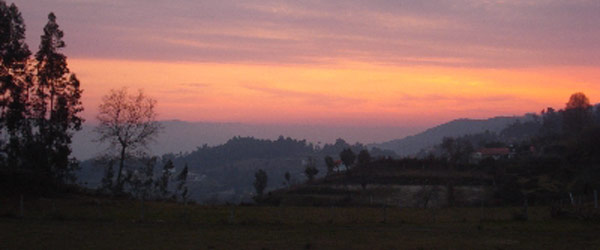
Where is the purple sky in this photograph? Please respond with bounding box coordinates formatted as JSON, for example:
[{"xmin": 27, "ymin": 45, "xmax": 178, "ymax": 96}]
[{"xmin": 12, "ymin": 0, "xmax": 600, "ymax": 68}]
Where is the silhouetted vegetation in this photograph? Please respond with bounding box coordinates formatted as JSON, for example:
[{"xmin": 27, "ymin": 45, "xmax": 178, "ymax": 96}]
[
  {"xmin": 0, "ymin": 3, "xmax": 83, "ymax": 194},
  {"xmin": 260, "ymin": 93, "xmax": 600, "ymax": 210},
  {"xmin": 303, "ymin": 157, "xmax": 318, "ymax": 182},
  {"xmin": 357, "ymin": 149, "xmax": 371, "ymax": 166},
  {"xmin": 3, "ymin": 1, "xmax": 600, "ymax": 249},
  {"xmin": 324, "ymin": 155, "xmax": 335, "ymax": 176},
  {"xmin": 95, "ymin": 88, "xmax": 163, "ymax": 193},
  {"xmin": 339, "ymin": 148, "xmax": 356, "ymax": 169},
  {"xmin": 176, "ymin": 164, "xmax": 189, "ymax": 203},
  {"xmin": 94, "ymin": 136, "xmax": 393, "ymax": 203},
  {"xmin": 421, "ymin": 93, "xmax": 600, "ymax": 206},
  {"xmin": 156, "ymin": 159, "xmax": 174, "ymax": 199},
  {"xmin": 253, "ymin": 169, "xmax": 267, "ymax": 198}
]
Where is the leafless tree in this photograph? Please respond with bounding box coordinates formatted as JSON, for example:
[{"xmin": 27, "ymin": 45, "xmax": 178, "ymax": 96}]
[{"xmin": 94, "ymin": 88, "xmax": 162, "ymax": 191}]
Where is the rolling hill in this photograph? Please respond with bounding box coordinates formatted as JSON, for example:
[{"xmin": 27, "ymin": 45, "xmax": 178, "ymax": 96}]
[{"xmin": 370, "ymin": 115, "xmax": 534, "ymax": 156}]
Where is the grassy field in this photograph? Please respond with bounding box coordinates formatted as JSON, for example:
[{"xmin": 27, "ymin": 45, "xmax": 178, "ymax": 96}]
[{"xmin": 1, "ymin": 195, "xmax": 599, "ymax": 249}]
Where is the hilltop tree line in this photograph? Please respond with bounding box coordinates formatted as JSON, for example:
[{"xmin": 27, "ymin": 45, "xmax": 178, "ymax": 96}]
[
  {"xmin": 0, "ymin": 2, "xmax": 83, "ymax": 190},
  {"xmin": 422, "ymin": 92, "xmax": 600, "ymax": 204},
  {"xmin": 253, "ymin": 93, "xmax": 600, "ymax": 207},
  {"xmin": 426, "ymin": 92, "xmax": 600, "ymax": 165},
  {"xmin": 126, "ymin": 136, "xmax": 393, "ymax": 202},
  {"xmin": 253, "ymin": 145, "xmax": 375, "ymax": 199}
]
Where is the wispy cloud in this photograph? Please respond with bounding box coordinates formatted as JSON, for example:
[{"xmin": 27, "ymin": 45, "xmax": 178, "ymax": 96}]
[
  {"xmin": 181, "ymin": 82, "xmax": 210, "ymax": 88},
  {"xmin": 13, "ymin": 0, "xmax": 600, "ymax": 67},
  {"xmin": 242, "ymin": 84, "xmax": 364, "ymax": 107}
]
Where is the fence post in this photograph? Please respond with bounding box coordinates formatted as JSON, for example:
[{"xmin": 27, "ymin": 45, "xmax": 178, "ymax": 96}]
[
  {"xmin": 19, "ymin": 195, "xmax": 24, "ymax": 218},
  {"xmin": 480, "ymin": 199, "xmax": 484, "ymax": 222},
  {"xmin": 382, "ymin": 203, "xmax": 387, "ymax": 223},
  {"xmin": 523, "ymin": 197, "xmax": 528, "ymax": 221},
  {"xmin": 140, "ymin": 197, "xmax": 145, "ymax": 221},
  {"xmin": 594, "ymin": 190, "xmax": 598, "ymax": 209},
  {"xmin": 329, "ymin": 205, "xmax": 335, "ymax": 223}
]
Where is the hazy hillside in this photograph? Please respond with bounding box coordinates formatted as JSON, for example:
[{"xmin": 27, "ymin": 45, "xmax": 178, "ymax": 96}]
[
  {"xmin": 370, "ymin": 115, "xmax": 532, "ymax": 156},
  {"xmin": 77, "ymin": 136, "xmax": 382, "ymax": 203},
  {"xmin": 72, "ymin": 120, "xmax": 419, "ymax": 161},
  {"xmin": 72, "ymin": 116, "xmax": 532, "ymax": 161}
]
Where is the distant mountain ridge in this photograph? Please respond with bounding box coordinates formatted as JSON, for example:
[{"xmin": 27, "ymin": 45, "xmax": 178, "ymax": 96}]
[
  {"xmin": 370, "ymin": 116, "xmax": 530, "ymax": 156},
  {"xmin": 72, "ymin": 120, "xmax": 419, "ymax": 160},
  {"xmin": 72, "ymin": 117, "xmax": 531, "ymax": 161}
]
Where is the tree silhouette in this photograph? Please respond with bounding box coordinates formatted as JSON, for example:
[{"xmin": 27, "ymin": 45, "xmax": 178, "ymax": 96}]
[
  {"xmin": 95, "ymin": 88, "xmax": 162, "ymax": 192},
  {"xmin": 31, "ymin": 12, "xmax": 84, "ymax": 183},
  {"xmin": 284, "ymin": 171, "xmax": 291, "ymax": 186},
  {"xmin": 128, "ymin": 156, "xmax": 156, "ymax": 201},
  {"xmin": 339, "ymin": 148, "xmax": 356, "ymax": 170},
  {"xmin": 441, "ymin": 137, "xmax": 473, "ymax": 164},
  {"xmin": 324, "ymin": 155, "xmax": 335, "ymax": 176},
  {"xmin": 563, "ymin": 92, "xmax": 592, "ymax": 135},
  {"xmin": 0, "ymin": 1, "xmax": 32, "ymax": 171},
  {"xmin": 0, "ymin": 3, "xmax": 83, "ymax": 189},
  {"xmin": 540, "ymin": 107, "xmax": 562, "ymax": 136},
  {"xmin": 357, "ymin": 149, "xmax": 371, "ymax": 166},
  {"xmin": 156, "ymin": 159, "xmax": 174, "ymax": 199},
  {"xmin": 0, "ymin": 10, "xmax": 83, "ymax": 183},
  {"xmin": 253, "ymin": 169, "xmax": 268, "ymax": 197},
  {"xmin": 304, "ymin": 157, "xmax": 318, "ymax": 182},
  {"xmin": 176, "ymin": 164, "xmax": 189, "ymax": 203},
  {"xmin": 566, "ymin": 92, "xmax": 592, "ymax": 110},
  {"xmin": 98, "ymin": 156, "xmax": 115, "ymax": 191}
]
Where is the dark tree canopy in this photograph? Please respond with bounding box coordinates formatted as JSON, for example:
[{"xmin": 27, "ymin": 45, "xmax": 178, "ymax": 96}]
[
  {"xmin": 324, "ymin": 155, "xmax": 335, "ymax": 175},
  {"xmin": 156, "ymin": 159, "xmax": 175, "ymax": 199},
  {"xmin": 566, "ymin": 92, "xmax": 591, "ymax": 110},
  {"xmin": 563, "ymin": 92, "xmax": 593, "ymax": 134},
  {"xmin": 0, "ymin": 1, "xmax": 30, "ymax": 70},
  {"xmin": 176, "ymin": 164, "xmax": 189, "ymax": 202},
  {"xmin": 304, "ymin": 157, "xmax": 318, "ymax": 182},
  {"xmin": 0, "ymin": 1, "xmax": 32, "ymax": 171},
  {"xmin": 441, "ymin": 137, "xmax": 474, "ymax": 164},
  {"xmin": 540, "ymin": 107, "xmax": 562, "ymax": 136},
  {"xmin": 357, "ymin": 149, "xmax": 371, "ymax": 166},
  {"xmin": 0, "ymin": 6, "xmax": 83, "ymax": 185},
  {"xmin": 340, "ymin": 148, "xmax": 356, "ymax": 169},
  {"xmin": 253, "ymin": 169, "xmax": 268, "ymax": 197},
  {"xmin": 33, "ymin": 12, "xmax": 84, "ymax": 182},
  {"xmin": 284, "ymin": 171, "xmax": 291, "ymax": 185}
]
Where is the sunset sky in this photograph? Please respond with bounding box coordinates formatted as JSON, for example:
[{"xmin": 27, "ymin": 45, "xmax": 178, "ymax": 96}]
[{"xmin": 12, "ymin": 0, "xmax": 600, "ymax": 128}]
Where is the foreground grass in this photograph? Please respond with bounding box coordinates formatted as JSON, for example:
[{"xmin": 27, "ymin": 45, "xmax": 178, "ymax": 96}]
[{"xmin": 1, "ymin": 196, "xmax": 599, "ymax": 249}]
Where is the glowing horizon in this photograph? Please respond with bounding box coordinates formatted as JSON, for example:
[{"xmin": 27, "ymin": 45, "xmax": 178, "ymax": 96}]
[
  {"xmin": 69, "ymin": 58, "xmax": 599, "ymax": 127},
  {"xmin": 10, "ymin": 0, "xmax": 600, "ymax": 129}
]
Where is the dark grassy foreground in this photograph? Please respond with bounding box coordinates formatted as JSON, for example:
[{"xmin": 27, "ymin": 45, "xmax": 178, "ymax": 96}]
[{"xmin": 1, "ymin": 196, "xmax": 599, "ymax": 250}]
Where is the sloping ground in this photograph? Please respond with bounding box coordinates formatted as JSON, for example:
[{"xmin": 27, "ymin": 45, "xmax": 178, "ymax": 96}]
[{"xmin": 371, "ymin": 116, "xmax": 527, "ymax": 156}]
